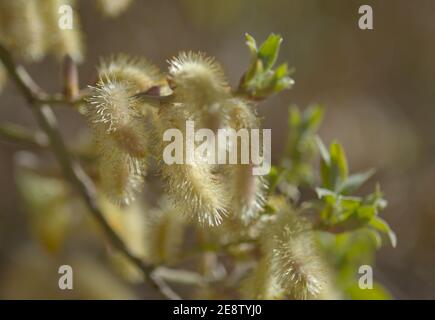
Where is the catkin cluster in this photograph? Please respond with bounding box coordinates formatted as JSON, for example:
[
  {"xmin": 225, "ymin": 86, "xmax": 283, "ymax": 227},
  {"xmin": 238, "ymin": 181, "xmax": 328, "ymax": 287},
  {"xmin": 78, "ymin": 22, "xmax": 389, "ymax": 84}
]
[
  {"xmin": 0, "ymin": 0, "xmax": 83, "ymax": 62},
  {"xmin": 0, "ymin": 0, "xmax": 135, "ymax": 92},
  {"xmin": 85, "ymin": 52, "xmax": 267, "ymax": 227}
]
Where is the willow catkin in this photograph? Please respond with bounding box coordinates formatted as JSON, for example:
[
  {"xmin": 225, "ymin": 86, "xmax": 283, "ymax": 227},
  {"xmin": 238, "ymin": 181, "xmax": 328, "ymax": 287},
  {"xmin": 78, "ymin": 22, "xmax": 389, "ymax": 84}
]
[
  {"xmin": 223, "ymin": 99, "xmax": 267, "ymax": 224},
  {"xmin": 263, "ymin": 209, "xmax": 326, "ymax": 300},
  {"xmin": 96, "ymin": 0, "xmax": 134, "ymax": 18},
  {"xmin": 168, "ymin": 51, "xmax": 230, "ymax": 114},
  {"xmin": 144, "ymin": 199, "xmax": 186, "ymax": 265},
  {"xmin": 37, "ymin": 0, "xmax": 84, "ymax": 62},
  {"xmin": 85, "ymin": 53, "xmax": 165, "ymax": 204},
  {"xmin": 86, "ymin": 77, "xmax": 147, "ymax": 204},
  {"xmin": 0, "ymin": 0, "xmax": 46, "ymax": 61},
  {"xmin": 156, "ymin": 102, "xmax": 230, "ymax": 227},
  {"xmin": 240, "ymin": 258, "xmax": 284, "ymax": 300},
  {"xmin": 97, "ymin": 143, "xmax": 144, "ymax": 206},
  {"xmin": 227, "ymin": 164, "xmax": 266, "ymax": 224},
  {"xmin": 99, "ymin": 54, "xmax": 162, "ymax": 93}
]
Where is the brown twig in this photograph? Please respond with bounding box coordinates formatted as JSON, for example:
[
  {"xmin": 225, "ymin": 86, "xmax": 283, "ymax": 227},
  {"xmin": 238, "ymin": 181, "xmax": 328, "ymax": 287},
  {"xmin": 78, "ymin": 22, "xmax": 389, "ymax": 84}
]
[{"xmin": 0, "ymin": 44, "xmax": 180, "ymax": 300}]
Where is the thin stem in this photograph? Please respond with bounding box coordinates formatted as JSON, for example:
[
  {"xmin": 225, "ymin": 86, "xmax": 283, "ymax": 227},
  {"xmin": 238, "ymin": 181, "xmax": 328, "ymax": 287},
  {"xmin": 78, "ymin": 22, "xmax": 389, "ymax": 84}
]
[
  {"xmin": 0, "ymin": 44, "xmax": 180, "ymax": 300},
  {"xmin": 0, "ymin": 123, "xmax": 49, "ymax": 149}
]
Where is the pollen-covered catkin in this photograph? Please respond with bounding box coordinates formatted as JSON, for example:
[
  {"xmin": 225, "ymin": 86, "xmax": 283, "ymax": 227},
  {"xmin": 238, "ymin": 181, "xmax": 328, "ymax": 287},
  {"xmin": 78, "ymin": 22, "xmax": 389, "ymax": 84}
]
[
  {"xmin": 263, "ymin": 209, "xmax": 327, "ymax": 299},
  {"xmin": 37, "ymin": 0, "xmax": 84, "ymax": 62},
  {"xmin": 0, "ymin": 0, "xmax": 46, "ymax": 61},
  {"xmin": 96, "ymin": 0, "xmax": 134, "ymax": 18}
]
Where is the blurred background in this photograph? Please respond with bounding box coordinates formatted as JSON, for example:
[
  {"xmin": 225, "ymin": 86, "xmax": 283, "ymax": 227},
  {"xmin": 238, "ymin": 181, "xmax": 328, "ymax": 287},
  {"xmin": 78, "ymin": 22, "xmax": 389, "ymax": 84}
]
[{"xmin": 0, "ymin": 0, "xmax": 434, "ymax": 299}]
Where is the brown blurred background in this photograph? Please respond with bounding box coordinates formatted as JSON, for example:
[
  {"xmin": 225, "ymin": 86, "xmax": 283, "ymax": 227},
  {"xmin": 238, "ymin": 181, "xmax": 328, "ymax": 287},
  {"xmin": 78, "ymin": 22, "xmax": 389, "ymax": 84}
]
[{"xmin": 0, "ymin": 0, "xmax": 434, "ymax": 299}]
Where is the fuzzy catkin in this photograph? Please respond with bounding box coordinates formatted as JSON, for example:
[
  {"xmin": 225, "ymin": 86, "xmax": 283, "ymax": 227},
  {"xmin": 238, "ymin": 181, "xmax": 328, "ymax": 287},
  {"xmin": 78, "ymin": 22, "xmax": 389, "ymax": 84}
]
[
  {"xmin": 144, "ymin": 200, "xmax": 186, "ymax": 265},
  {"xmin": 85, "ymin": 54, "xmax": 162, "ymax": 204},
  {"xmin": 168, "ymin": 51, "xmax": 230, "ymax": 112},
  {"xmin": 37, "ymin": 0, "xmax": 84, "ymax": 62},
  {"xmin": 99, "ymin": 55, "xmax": 162, "ymax": 93},
  {"xmin": 263, "ymin": 210, "xmax": 326, "ymax": 300},
  {"xmin": 156, "ymin": 104, "xmax": 230, "ymax": 227},
  {"xmin": 227, "ymin": 164, "xmax": 266, "ymax": 224},
  {"xmin": 0, "ymin": 0, "xmax": 46, "ymax": 61},
  {"xmin": 97, "ymin": 141, "xmax": 144, "ymax": 206},
  {"xmin": 96, "ymin": 0, "xmax": 134, "ymax": 18},
  {"xmin": 240, "ymin": 258, "xmax": 284, "ymax": 300},
  {"xmin": 223, "ymin": 99, "xmax": 266, "ymax": 224}
]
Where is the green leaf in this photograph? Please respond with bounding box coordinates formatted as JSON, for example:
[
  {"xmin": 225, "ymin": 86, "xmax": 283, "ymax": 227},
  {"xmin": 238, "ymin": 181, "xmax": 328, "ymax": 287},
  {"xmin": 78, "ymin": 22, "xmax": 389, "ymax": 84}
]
[
  {"xmin": 258, "ymin": 33, "xmax": 282, "ymax": 70},
  {"xmin": 245, "ymin": 33, "xmax": 257, "ymax": 56},
  {"xmin": 239, "ymin": 33, "xmax": 294, "ymax": 99},
  {"xmin": 337, "ymin": 169, "xmax": 375, "ymax": 194},
  {"xmin": 369, "ymin": 216, "xmax": 397, "ymax": 248},
  {"xmin": 347, "ymin": 282, "xmax": 392, "ymax": 300},
  {"xmin": 306, "ymin": 105, "xmax": 324, "ymax": 133},
  {"xmin": 316, "ymin": 136, "xmax": 330, "ymax": 165},
  {"xmin": 315, "ymin": 187, "xmax": 336, "ymax": 199},
  {"xmin": 329, "ymin": 142, "xmax": 349, "ymax": 184}
]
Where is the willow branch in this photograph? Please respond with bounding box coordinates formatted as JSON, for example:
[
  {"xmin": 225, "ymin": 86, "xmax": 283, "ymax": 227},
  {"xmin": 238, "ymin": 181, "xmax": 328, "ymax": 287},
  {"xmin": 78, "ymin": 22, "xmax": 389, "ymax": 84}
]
[
  {"xmin": 0, "ymin": 123, "xmax": 49, "ymax": 149},
  {"xmin": 0, "ymin": 44, "xmax": 180, "ymax": 300}
]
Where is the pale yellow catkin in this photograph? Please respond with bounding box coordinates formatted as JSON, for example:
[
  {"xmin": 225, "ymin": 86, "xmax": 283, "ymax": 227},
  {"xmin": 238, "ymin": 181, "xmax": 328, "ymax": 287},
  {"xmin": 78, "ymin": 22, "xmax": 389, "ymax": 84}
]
[
  {"xmin": 85, "ymin": 53, "xmax": 165, "ymax": 205},
  {"xmin": 240, "ymin": 258, "xmax": 284, "ymax": 300},
  {"xmin": 223, "ymin": 99, "xmax": 266, "ymax": 224},
  {"xmin": 168, "ymin": 51, "xmax": 230, "ymax": 114},
  {"xmin": 37, "ymin": 0, "xmax": 84, "ymax": 62},
  {"xmin": 96, "ymin": 0, "xmax": 134, "ymax": 18},
  {"xmin": 227, "ymin": 164, "xmax": 266, "ymax": 224},
  {"xmin": 263, "ymin": 209, "xmax": 327, "ymax": 300},
  {"xmin": 97, "ymin": 140, "xmax": 144, "ymax": 206},
  {"xmin": 99, "ymin": 54, "xmax": 163, "ymax": 93},
  {"xmin": 144, "ymin": 200, "xmax": 186, "ymax": 265},
  {"xmin": 156, "ymin": 105, "xmax": 230, "ymax": 227},
  {"xmin": 86, "ymin": 75, "xmax": 151, "ymax": 204},
  {"xmin": 0, "ymin": 0, "xmax": 46, "ymax": 61}
]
